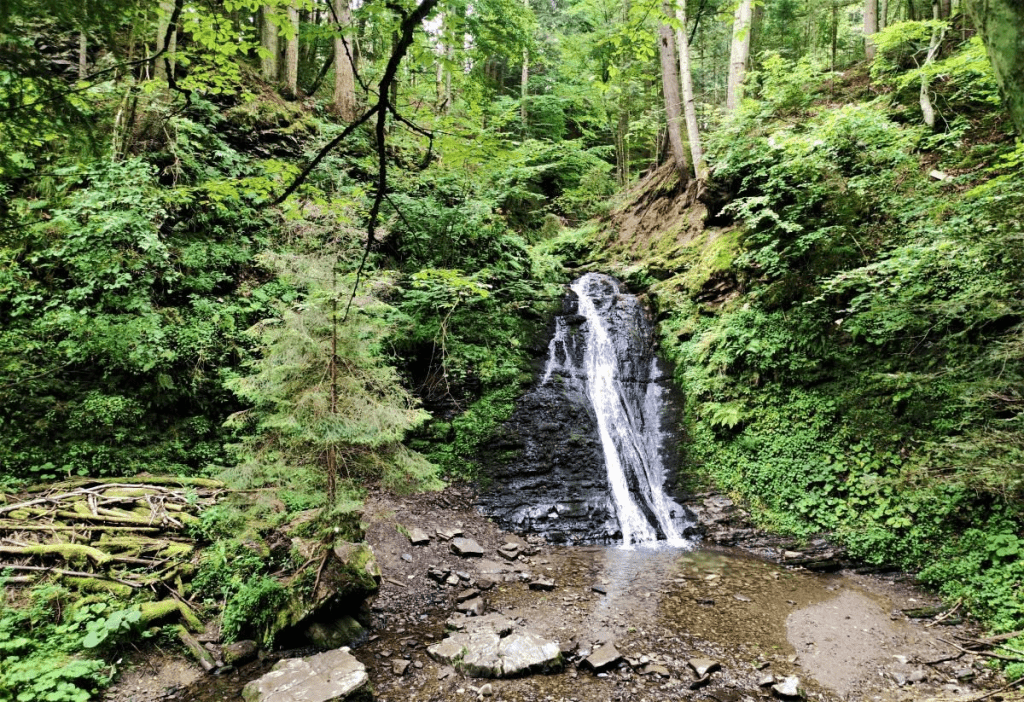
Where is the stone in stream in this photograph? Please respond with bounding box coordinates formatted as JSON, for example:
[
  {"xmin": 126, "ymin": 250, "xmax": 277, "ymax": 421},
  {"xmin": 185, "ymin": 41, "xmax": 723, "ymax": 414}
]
[
  {"xmin": 582, "ymin": 643, "xmax": 623, "ymax": 673},
  {"xmin": 242, "ymin": 648, "xmax": 370, "ymax": 702},
  {"xmin": 688, "ymin": 658, "xmax": 721, "ymax": 677},
  {"xmin": 407, "ymin": 527, "xmax": 430, "ymax": 546},
  {"xmin": 451, "ymin": 538, "xmax": 484, "ymax": 557},
  {"xmin": 427, "ymin": 615, "xmax": 561, "ymax": 678},
  {"xmin": 772, "ymin": 676, "xmax": 802, "ymax": 698}
]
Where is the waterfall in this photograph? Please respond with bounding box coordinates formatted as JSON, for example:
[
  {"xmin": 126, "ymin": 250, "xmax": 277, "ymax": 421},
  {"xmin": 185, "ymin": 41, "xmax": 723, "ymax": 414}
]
[{"xmin": 544, "ymin": 272, "xmax": 689, "ymax": 547}]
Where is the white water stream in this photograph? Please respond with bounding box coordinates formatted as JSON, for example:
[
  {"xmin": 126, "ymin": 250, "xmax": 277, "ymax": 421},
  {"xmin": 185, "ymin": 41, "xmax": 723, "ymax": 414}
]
[{"xmin": 544, "ymin": 273, "xmax": 690, "ymax": 547}]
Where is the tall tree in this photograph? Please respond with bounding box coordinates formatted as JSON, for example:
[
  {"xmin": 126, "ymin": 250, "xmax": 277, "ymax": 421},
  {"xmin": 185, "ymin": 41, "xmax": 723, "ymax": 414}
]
[
  {"xmin": 332, "ymin": 0, "xmax": 357, "ymax": 119},
  {"xmin": 284, "ymin": 4, "xmax": 300, "ymax": 95},
  {"xmin": 261, "ymin": 5, "xmax": 279, "ymax": 82},
  {"xmin": 963, "ymin": 0, "xmax": 1024, "ymax": 135},
  {"xmin": 658, "ymin": 9, "xmax": 688, "ymax": 175},
  {"xmin": 153, "ymin": 0, "xmax": 177, "ymax": 80},
  {"xmin": 521, "ymin": 0, "xmax": 530, "ymax": 131},
  {"xmin": 674, "ymin": 0, "xmax": 704, "ymax": 178},
  {"xmin": 726, "ymin": 0, "xmax": 753, "ymax": 111},
  {"xmin": 864, "ymin": 0, "xmax": 878, "ymax": 59}
]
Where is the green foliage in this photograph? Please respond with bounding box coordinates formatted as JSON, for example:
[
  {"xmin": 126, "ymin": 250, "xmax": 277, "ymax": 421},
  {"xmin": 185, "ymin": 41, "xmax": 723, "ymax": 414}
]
[
  {"xmin": 221, "ymin": 576, "xmax": 287, "ymax": 645},
  {"xmin": 0, "ymin": 584, "xmax": 131, "ymax": 702}
]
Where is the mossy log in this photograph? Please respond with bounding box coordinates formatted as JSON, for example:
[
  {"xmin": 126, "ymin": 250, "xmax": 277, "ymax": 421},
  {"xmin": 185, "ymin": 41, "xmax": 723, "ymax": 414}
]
[
  {"xmin": 0, "ymin": 522, "xmax": 161, "ymax": 533},
  {"xmin": 0, "ymin": 543, "xmax": 112, "ymax": 566},
  {"xmin": 62, "ymin": 576, "xmax": 134, "ymax": 598},
  {"xmin": 140, "ymin": 599, "xmax": 204, "ymax": 632},
  {"xmin": 176, "ymin": 625, "xmax": 217, "ymax": 671}
]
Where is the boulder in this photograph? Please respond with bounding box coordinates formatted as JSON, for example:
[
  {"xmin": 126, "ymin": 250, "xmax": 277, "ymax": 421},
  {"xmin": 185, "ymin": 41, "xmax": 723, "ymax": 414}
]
[
  {"xmin": 222, "ymin": 640, "xmax": 259, "ymax": 667},
  {"xmin": 428, "ymin": 615, "xmax": 561, "ymax": 678},
  {"xmin": 456, "ymin": 597, "xmax": 486, "ymax": 616},
  {"xmin": 305, "ymin": 614, "xmax": 365, "ymax": 650},
  {"xmin": 242, "ymin": 648, "xmax": 370, "ymax": 702}
]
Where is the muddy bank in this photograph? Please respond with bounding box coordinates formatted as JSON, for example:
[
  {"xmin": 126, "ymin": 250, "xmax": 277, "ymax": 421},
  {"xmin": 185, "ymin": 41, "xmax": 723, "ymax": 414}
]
[{"xmin": 110, "ymin": 485, "xmax": 1002, "ymax": 702}]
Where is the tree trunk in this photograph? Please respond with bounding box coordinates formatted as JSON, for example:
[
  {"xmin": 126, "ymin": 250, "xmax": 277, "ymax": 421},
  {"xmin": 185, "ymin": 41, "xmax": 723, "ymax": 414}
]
[
  {"xmin": 725, "ymin": 0, "xmax": 752, "ymax": 112},
  {"xmin": 154, "ymin": 0, "xmax": 177, "ymax": 81},
  {"xmin": 864, "ymin": 0, "xmax": 879, "ymax": 60},
  {"xmin": 920, "ymin": 23, "xmax": 946, "ymax": 129},
  {"xmin": 880, "ymin": 0, "xmax": 889, "ymax": 30},
  {"xmin": 939, "ymin": 0, "xmax": 951, "ymax": 17},
  {"xmin": 261, "ymin": 6, "xmax": 279, "ymax": 82},
  {"xmin": 78, "ymin": 31, "xmax": 88, "ymax": 79},
  {"xmin": 674, "ymin": 0, "xmax": 704, "ymax": 178},
  {"xmin": 521, "ymin": 0, "xmax": 530, "ymax": 132},
  {"xmin": 285, "ymin": 5, "xmax": 300, "ymax": 96},
  {"xmin": 333, "ymin": 0, "xmax": 357, "ymax": 119},
  {"xmin": 658, "ymin": 12, "xmax": 688, "ymax": 175},
  {"xmin": 962, "ymin": 0, "xmax": 1024, "ymax": 135}
]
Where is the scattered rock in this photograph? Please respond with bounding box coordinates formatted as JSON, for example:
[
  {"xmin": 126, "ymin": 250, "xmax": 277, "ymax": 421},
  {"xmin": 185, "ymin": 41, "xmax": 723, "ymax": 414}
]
[
  {"xmin": 456, "ymin": 588, "xmax": 481, "ymax": 603},
  {"xmin": 476, "ymin": 577, "xmax": 497, "ymax": 591},
  {"xmin": 436, "ymin": 528, "xmax": 463, "ymax": 541},
  {"xmin": 591, "ymin": 584, "xmax": 607, "ymax": 595},
  {"xmin": 528, "ymin": 578, "xmax": 556, "ymax": 591},
  {"xmin": 437, "ymin": 666, "xmax": 455, "ymax": 680},
  {"xmin": 772, "ymin": 676, "xmax": 801, "ymax": 698},
  {"xmin": 733, "ymin": 593, "xmax": 752, "ymax": 602},
  {"xmin": 478, "ymin": 682, "xmax": 494, "ymax": 696},
  {"xmin": 908, "ymin": 670, "xmax": 928, "ymax": 684},
  {"xmin": 392, "ymin": 659, "xmax": 411, "ymax": 676},
  {"xmin": 689, "ymin": 673, "xmax": 711, "ymax": 689},
  {"xmin": 954, "ymin": 668, "xmax": 975, "ymax": 680},
  {"xmin": 407, "ymin": 528, "xmax": 430, "ymax": 546},
  {"xmin": 642, "ymin": 663, "xmax": 671, "ymax": 677},
  {"xmin": 582, "ymin": 643, "xmax": 623, "ymax": 673},
  {"xmin": 758, "ymin": 674, "xmax": 776, "ymax": 687},
  {"xmin": 401, "ymin": 553, "xmax": 413, "ymax": 562},
  {"xmin": 446, "ymin": 574, "xmax": 461, "ymax": 586},
  {"xmin": 892, "ymin": 654, "xmax": 909, "ymax": 665},
  {"xmin": 497, "ymin": 544, "xmax": 520, "ymax": 561},
  {"xmin": 456, "ymin": 597, "xmax": 486, "ymax": 617},
  {"xmin": 428, "ymin": 567, "xmax": 450, "ymax": 583},
  {"xmin": 688, "ymin": 658, "xmax": 721, "ymax": 677},
  {"xmin": 451, "ymin": 538, "xmax": 484, "ymax": 557},
  {"xmin": 242, "ymin": 648, "xmax": 369, "ymax": 702}
]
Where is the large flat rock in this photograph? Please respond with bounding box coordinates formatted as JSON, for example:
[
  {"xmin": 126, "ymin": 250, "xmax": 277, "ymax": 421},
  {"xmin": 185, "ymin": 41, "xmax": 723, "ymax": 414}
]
[
  {"xmin": 427, "ymin": 616, "xmax": 562, "ymax": 678},
  {"xmin": 242, "ymin": 648, "xmax": 370, "ymax": 702}
]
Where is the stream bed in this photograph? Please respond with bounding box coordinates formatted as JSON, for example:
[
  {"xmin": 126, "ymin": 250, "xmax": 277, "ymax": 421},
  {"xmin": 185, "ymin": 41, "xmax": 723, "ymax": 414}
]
[{"xmin": 142, "ymin": 491, "xmax": 992, "ymax": 702}]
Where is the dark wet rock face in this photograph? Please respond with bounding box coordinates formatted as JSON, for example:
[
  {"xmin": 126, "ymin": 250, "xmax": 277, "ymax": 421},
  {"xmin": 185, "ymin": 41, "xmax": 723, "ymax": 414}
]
[{"xmin": 478, "ymin": 273, "xmax": 695, "ymax": 545}]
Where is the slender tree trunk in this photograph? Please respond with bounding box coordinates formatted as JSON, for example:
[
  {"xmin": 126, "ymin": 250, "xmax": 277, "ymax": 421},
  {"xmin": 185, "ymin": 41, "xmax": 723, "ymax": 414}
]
[
  {"xmin": 154, "ymin": 0, "xmax": 177, "ymax": 81},
  {"xmin": 831, "ymin": 2, "xmax": 839, "ymax": 73},
  {"xmin": 674, "ymin": 0, "xmax": 704, "ymax": 178},
  {"xmin": 864, "ymin": 0, "xmax": 879, "ymax": 60},
  {"xmin": 658, "ymin": 11, "xmax": 688, "ymax": 175},
  {"xmin": 521, "ymin": 0, "xmax": 529, "ymax": 132},
  {"xmin": 880, "ymin": 0, "xmax": 889, "ymax": 29},
  {"xmin": 939, "ymin": 0, "xmax": 951, "ymax": 17},
  {"xmin": 920, "ymin": 22, "xmax": 946, "ymax": 128},
  {"xmin": 333, "ymin": 0, "xmax": 357, "ymax": 119},
  {"xmin": 78, "ymin": 31, "xmax": 88, "ymax": 79},
  {"xmin": 261, "ymin": 6, "xmax": 279, "ymax": 82},
  {"xmin": 962, "ymin": 0, "xmax": 1024, "ymax": 135},
  {"xmin": 725, "ymin": 0, "xmax": 752, "ymax": 112},
  {"xmin": 285, "ymin": 5, "xmax": 300, "ymax": 96}
]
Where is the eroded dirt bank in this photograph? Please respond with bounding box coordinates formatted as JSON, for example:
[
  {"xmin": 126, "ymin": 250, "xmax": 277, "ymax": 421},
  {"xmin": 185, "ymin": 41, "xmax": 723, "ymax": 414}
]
[{"xmin": 109, "ymin": 485, "xmax": 1000, "ymax": 702}]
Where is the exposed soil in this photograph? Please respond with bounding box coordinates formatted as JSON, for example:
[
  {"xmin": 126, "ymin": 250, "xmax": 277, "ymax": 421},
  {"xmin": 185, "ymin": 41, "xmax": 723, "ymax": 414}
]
[{"xmin": 123, "ymin": 484, "xmax": 1005, "ymax": 702}]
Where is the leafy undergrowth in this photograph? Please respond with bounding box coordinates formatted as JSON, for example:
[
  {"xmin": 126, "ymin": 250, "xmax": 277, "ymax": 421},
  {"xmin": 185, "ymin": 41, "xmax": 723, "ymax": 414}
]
[{"xmin": 569, "ymin": 34, "xmax": 1024, "ymax": 650}]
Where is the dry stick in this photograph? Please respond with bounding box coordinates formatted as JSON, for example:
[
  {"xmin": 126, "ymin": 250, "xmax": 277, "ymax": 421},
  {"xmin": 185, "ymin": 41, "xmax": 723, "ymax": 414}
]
[
  {"xmin": 969, "ymin": 675, "xmax": 1024, "ymax": 702},
  {"xmin": 959, "ymin": 631, "xmax": 1024, "ymax": 648},
  {"xmin": 926, "ymin": 599, "xmax": 963, "ymax": 627},
  {"xmin": 939, "ymin": 639, "xmax": 1024, "ymax": 664},
  {"xmin": 312, "ymin": 552, "xmax": 330, "ymax": 598},
  {"xmin": 0, "ymin": 563, "xmax": 143, "ymax": 588}
]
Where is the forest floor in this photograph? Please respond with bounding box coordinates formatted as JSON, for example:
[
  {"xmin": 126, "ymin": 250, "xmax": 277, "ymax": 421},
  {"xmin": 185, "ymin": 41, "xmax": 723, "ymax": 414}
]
[{"xmin": 107, "ymin": 484, "xmax": 1004, "ymax": 702}]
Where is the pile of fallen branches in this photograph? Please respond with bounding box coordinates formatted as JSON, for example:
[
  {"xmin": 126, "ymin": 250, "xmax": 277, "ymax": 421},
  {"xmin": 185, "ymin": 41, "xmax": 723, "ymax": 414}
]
[{"xmin": 0, "ymin": 476, "xmax": 224, "ymax": 600}]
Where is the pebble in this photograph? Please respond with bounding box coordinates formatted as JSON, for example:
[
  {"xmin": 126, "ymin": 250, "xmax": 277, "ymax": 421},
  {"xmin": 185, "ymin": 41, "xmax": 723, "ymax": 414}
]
[{"xmin": 401, "ymin": 553, "xmax": 413, "ymax": 562}]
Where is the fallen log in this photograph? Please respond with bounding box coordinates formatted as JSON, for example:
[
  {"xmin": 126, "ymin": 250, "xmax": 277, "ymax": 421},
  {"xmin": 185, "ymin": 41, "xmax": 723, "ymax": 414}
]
[{"xmin": 0, "ymin": 562, "xmax": 143, "ymax": 588}]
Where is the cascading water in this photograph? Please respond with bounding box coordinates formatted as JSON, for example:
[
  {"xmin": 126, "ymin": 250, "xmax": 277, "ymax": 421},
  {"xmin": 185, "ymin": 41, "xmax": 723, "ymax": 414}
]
[
  {"xmin": 552, "ymin": 273, "xmax": 688, "ymax": 546},
  {"xmin": 478, "ymin": 272, "xmax": 694, "ymax": 546}
]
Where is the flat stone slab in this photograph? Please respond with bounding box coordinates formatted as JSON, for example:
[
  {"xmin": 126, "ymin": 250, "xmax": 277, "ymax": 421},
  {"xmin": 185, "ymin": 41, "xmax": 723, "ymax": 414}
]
[
  {"xmin": 450, "ymin": 538, "xmax": 484, "ymax": 557},
  {"xmin": 772, "ymin": 676, "xmax": 801, "ymax": 698},
  {"xmin": 582, "ymin": 643, "xmax": 622, "ymax": 673},
  {"xmin": 242, "ymin": 648, "xmax": 369, "ymax": 702},
  {"xmin": 688, "ymin": 658, "xmax": 721, "ymax": 677},
  {"xmin": 474, "ymin": 559, "xmax": 509, "ymax": 575},
  {"xmin": 427, "ymin": 627, "xmax": 562, "ymax": 678},
  {"xmin": 407, "ymin": 528, "xmax": 430, "ymax": 545},
  {"xmin": 446, "ymin": 613, "xmax": 515, "ymax": 636}
]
